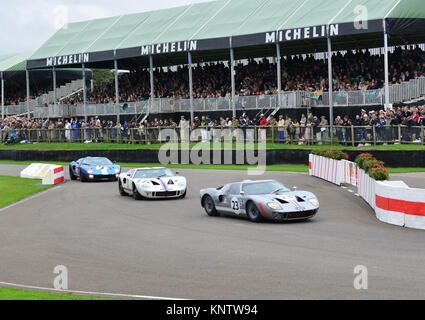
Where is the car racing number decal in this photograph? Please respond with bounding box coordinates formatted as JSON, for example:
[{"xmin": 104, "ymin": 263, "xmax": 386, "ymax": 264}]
[{"xmin": 231, "ymin": 197, "xmax": 242, "ymax": 215}]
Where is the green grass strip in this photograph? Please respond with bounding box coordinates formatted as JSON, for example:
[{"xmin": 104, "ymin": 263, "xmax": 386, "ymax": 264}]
[
  {"xmin": 0, "ymin": 176, "xmax": 54, "ymax": 208},
  {"xmin": 0, "ymin": 287, "xmax": 120, "ymax": 300}
]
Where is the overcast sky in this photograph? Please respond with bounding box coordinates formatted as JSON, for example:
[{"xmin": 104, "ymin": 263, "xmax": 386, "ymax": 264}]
[{"xmin": 0, "ymin": 0, "xmax": 211, "ymax": 55}]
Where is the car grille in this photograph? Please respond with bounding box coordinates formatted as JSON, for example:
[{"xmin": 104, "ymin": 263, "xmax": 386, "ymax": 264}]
[
  {"xmin": 153, "ymin": 191, "xmax": 179, "ymax": 197},
  {"xmin": 273, "ymin": 210, "xmax": 317, "ymax": 221}
]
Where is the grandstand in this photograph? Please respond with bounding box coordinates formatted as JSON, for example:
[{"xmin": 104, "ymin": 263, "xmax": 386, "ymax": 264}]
[{"xmin": 3, "ymin": 0, "xmax": 425, "ymax": 123}]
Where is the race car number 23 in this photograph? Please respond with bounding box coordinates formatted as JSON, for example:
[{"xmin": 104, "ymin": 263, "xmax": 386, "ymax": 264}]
[{"xmin": 231, "ymin": 197, "xmax": 242, "ymax": 215}]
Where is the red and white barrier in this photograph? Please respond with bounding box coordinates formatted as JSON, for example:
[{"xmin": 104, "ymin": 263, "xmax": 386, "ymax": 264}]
[
  {"xmin": 341, "ymin": 160, "xmax": 358, "ymax": 187},
  {"xmin": 21, "ymin": 163, "xmax": 65, "ymax": 185},
  {"xmin": 309, "ymin": 154, "xmax": 342, "ymax": 186},
  {"xmin": 375, "ymin": 181, "xmax": 425, "ymax": 230},
  {"xmin": 357, "ymin": 168, "xmax": 376, "ymax": 209},
  {"xmin": 309, "ymin": 154, "xmax": 425, "ymax": 230}
]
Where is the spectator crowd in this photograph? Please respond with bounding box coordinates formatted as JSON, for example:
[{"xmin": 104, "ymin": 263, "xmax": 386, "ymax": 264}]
[
  {"xmin": 5, "ymin": 46, "xmax": 425, "ymax": 106},
  {"xmin": 1, "ymin": 105, "xmax": 424, "ymax": 145}
]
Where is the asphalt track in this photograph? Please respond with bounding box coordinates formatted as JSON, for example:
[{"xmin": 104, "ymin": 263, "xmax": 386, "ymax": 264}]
[{"xmin": 1, "ymin": 165, "xmax": 425, "ymax": 300}]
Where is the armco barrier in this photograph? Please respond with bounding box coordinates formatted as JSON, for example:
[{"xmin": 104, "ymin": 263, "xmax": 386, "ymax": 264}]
[
  {"xmin": 309, "ymin": 154, "xmax": 425, "ymax": 230},
  {"xmin": 309, "ymin": 154, "xmax": 343, "ymax": 186},
  {"xmin": 20, "ymin": 163, "xmax": 65, "ymax": 185}
]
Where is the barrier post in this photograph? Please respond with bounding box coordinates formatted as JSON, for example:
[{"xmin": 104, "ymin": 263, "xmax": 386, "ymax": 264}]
[
  {"xmin": 351, "ymin": 125, "xmax": 355, "ymax": 147},
  {"xmin": 421, "ymin": 126, "xmax": 424, "ymax": 146},
  {"xmin": 398, "ymin": 125, "xmax": 402, "ymax": 143},
  {"xmin": 373, "ymin": 126, "xmax": 376, "ymax": 146}
]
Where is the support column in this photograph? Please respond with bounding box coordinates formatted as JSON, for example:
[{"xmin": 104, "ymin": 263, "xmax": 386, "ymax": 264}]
[
  {"xmin": 149, "ymin": 55, "xmax": 154, "ymax": 113},
  {"xmin": 384, "ymin": 31, "xmax": 391, "ymax": 110},
  {"xmin": 1, "ymin": 72, "xmax": 4, "ymax": 120},
  {"xmin": 230, "ymin": 47, "xmax": 236, "ymax": 118},
  {"xmin": 114, "ymin": 59, "xmax": 120, "ymax": 124},
  {"xmin": 82, "ymin": 63, "xmax": 87, "ymax": 121},
  {"xmin": 327, "ymin": 36, "xmax": 334, "ymax": 144},
  {"xmin": 276, "ymin": 42, "xmax": 282, "ymax": 107},
  {"xmin": 52, "ymin": 66, "xmax": 57, "ymax": 105},
  {"xmin": 26, "ymin": 70, "xmax": 30, "ymax": 119},
  {"xmin": 188, "ymin": 52, "xmax": 194, "ymax": 122}
]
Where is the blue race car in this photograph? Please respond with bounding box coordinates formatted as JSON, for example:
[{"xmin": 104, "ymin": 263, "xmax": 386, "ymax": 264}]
[{"xmin": 69, "ymin": 157, "xmax": 121, "ymax": 182}]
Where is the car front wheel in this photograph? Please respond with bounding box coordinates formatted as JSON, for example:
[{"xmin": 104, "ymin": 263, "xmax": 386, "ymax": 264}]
[
  {"xmin": 119, "ymin": 181, "xmax": 127, "ymax": 196},
  {"xmin": 246, "ymin": 202, "xmax": 264, "ymax": 223},
  {"xmin": 69, "ymin": 167, "xmax": 77, "ymax": 181},
  {"xmin": 203, "ymin": 195, "xmax": 219, "ymax": 217},
  {"xmin": 133, "ymin": 184, "xmax": 143, "ymax": 200}
]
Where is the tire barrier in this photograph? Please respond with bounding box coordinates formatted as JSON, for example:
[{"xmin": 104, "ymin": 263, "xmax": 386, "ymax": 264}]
[
  {"xmin": 20, "ymin": 163, "xmax": 65, "ymax": 185},
  {"xmin": 309, "ymin": 154, "xmax": 425, "ymax": 230}
]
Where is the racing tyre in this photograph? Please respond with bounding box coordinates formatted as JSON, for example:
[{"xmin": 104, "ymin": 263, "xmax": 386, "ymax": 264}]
[
  {"xmin": 69, "ymin": 167, "xmax": 77, "ymax": 181},
  {"xmin": 203, "ymin": 195, "xmax": 219, "ymax": 217},
  {"xmin": 247, "ymin": 202, "xmax": 264, "ymax": 223},
  {"xmin": 80, "ymin": 171, "xmax": 87, "ymax": 183},
  {"xmin": 179, "ymin": 190, "xmax": 187, "ymax": 199},
  {"xmin": 118, "ymin": 181, "xmax": 127, "ymax": 196},
  {"xmin": 133, "ymin": 184, "xmax": 143, "ymax": 200}
]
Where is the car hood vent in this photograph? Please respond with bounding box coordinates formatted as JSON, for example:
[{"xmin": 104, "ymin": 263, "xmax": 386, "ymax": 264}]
[
  {"xmin": 275, "ymin": 198, "xmax": 289, "ymax": 204},
  {"xmin": 151, "ymin": 181, "xmax": 160, "ymax": 186}
]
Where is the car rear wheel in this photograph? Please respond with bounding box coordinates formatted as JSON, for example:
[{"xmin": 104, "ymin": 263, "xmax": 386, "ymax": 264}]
[
  {"xmin": 119, "ymin": 181, "xmax": 127, "ymax": 196},
  {"xmin": 69, "ymin": 167, "xmax": 77, "ymax": 181},
  {"xmin": 247, "ymin": 202, "xmax": 264, "ymax": 223},
  {"xmin": 133, "ymin": 184, "xmax": 143, "ymax": 200},
  {"xmin": 203, "ymin": 195, "xmax": 219, "ymax": 217}
]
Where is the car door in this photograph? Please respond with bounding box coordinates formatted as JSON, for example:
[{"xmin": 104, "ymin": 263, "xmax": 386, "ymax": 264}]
[
  {"xmin": 227, "ymin": 183, "xmax": 243, "ymax": 216},
  {"xmin": 123, "ymin": 169, "xmax": 135, "ymax": 191}
]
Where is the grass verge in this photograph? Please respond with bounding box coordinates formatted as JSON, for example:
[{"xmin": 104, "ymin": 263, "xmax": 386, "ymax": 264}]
[
  {"xmin": 0, "ymin": 176, "xmax": 54, "ymax": 208},
  {"xmin": 0, "ymin": 287, "xmax": 119, "ymax": 300},
  {"xmin": 0, "ymin": 161, "xmax": 424, "ymax": 174}
]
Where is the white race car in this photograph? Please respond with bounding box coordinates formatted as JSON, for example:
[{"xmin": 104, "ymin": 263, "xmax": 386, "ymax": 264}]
[{"xmin": 118, "ymin": 167, "xmax": 187, "ymax": 200}]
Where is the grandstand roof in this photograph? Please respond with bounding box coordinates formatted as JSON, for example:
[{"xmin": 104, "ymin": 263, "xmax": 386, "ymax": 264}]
[
  {"xmin": 27, "ymin": 0, "xmax": 425, "ymax": 69},
  {"xmin": 0, "ymin": 52, "xmax": 33, "ymax": 72}
]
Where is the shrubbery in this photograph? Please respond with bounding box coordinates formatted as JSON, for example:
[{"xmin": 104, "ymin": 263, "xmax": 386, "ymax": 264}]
[
  {"xmin": 312, "ymin": 149, "xmax": 349, "ymax": 161},
  {"xmin": 355, "ymin": 153, "xmax": 389, "ymax": 181}
]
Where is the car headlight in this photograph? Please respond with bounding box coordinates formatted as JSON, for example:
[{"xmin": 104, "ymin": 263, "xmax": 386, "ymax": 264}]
[
  {"xmin": 309, "ymin": 198, "xmax": 320, "ymax": 206},
  {"xmin": 178, "ymin": 182, "xmax": 186, "ymax": 188},
  {"xmin": 114, "ymin": 169, "xmax": 120, "ymax": 173},
  {"xmin": 87, "ymin": 170, "xmax": 94, "ymax": 174},
  {"xmin": 267, "ymin": 202, "xmax": 282, "ymax": 210}
]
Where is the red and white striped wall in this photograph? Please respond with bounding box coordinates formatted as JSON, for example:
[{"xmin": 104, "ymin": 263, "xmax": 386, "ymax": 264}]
[
  {"xmin": 309, "ymin": 154, "xmax": 342, "ymax": 186},
  {"xmin": 21, "ymin": 163, "xmax": 65, "ymax": 185},
  {"xmin": 309, "ymin": 154, "xmax": 425, "ymax": 230},
  {"xmin": 375, "ymin": 181, "xmax": 425, "ymax": 230}
]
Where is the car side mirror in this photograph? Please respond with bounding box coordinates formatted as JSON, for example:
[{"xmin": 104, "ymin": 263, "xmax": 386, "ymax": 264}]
[
  {"xmin": 240, "ymin": 191, "xmax": 245, "ymax": 195},
  {"xmin": 293, "ymin": 186, "xmax": 298, "ymax": 191},
  {"xmin": 127, "ymin": 173, "xmax": 131, "ymax": 177},
  {"xmin": 175, "ymin": 171, "xmax": 180, "ymax": 175}
]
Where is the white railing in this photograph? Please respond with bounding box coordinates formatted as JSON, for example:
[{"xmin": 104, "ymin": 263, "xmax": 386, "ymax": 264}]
[{"xmin": 4, "ymin": 77, "xmax": 425, "ymax": 118}]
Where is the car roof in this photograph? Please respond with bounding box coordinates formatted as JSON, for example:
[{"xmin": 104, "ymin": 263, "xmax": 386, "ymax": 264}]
[{"xmin": 241, "ymin": 180, "xmax": 277, "ymax": 184}]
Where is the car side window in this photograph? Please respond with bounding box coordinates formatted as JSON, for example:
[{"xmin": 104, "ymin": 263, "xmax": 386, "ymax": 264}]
[{"xmin": 229, "ymin": 183, "xmax": 241, "ymax": 195}]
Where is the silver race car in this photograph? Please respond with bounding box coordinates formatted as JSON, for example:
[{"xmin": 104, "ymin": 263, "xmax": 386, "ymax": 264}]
[
  {"xmin": 200, "ymin": 180, "xmax": 319, "ymax": 222},
  {"xmin": 119, "ymin": 167, "xmax": 187, "ymax": 200}
]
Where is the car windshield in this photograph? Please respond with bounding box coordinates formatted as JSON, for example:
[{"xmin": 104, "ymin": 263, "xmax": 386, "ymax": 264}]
[
  {"xmin": 242, "ymin": 181, "xmax": 290, "ymax": 195},
  {"xmin": 81, "ymin": 158, "xmax": 113, "ymax": 166},
  {"xmin": 133, "ymin": 169, "xmax": 175, "ymax": 179}
]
